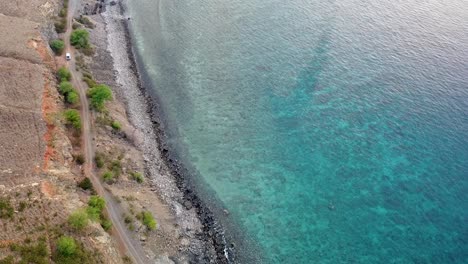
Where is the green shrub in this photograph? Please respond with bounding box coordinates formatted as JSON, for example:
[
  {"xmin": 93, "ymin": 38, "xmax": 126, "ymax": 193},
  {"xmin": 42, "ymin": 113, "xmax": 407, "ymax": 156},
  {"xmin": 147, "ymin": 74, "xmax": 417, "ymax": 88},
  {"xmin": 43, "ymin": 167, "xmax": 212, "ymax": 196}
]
[
  {"xmin": 87, "ymin": 84, "xmax": 112, "ymax": 111},
  {"xmin": 57, "ymin": 236, "xmax": 76, "ymax": 256},
  {"xmin": 102, "ymin": 171, "xmax": 114, "ymax": 183},
  {"xmin": 68, "ymin": 209, "xmax": 89, "ymax": 230},
  {"xmin": 88, "ymin": 195, "xmax": 105, "ymax": 210},
  {"xmin": 78, "ymin": 178, "xmax": 93, "ymax": 191},
  {"xmin": 57, "ymin": 67, "xmax": 71, "ymax": 82},
  {"xmin": 138, "ymin": 211, "xmax": 157, "ymax": 230},
  {"xmin": 111, "ymin": 121, "xmax": 121, "ymax": 130},
  {"xmin": 82, "ymin": 45, "xmax": 95, "ymax": 56},
  {"xmin": 70, "ymin": 29, "xmax": 90, "ymax": 49},
  {"xmin": 86, "ymin": 206, "xmax": 101, "ymax": 221},
  {"xmin": 130, "ymin": 171, "xmax": 143, "ymax": 183},
  {"xmin": 66, "ymin": 90, "xmax": 79, "ymax": 105},
  {"xmin": 50, "ymin": 39, "xmax": 65, "ymax": 55},
  {"xmin": 94, "ymin": 152, "xmax": 105, "ymax": 168},
  {"xmin": 64, "ymin": 109, "xmax": 81, "ymax": 130},
  {"xmin": 59, "ymin": 8, "xmax": 67, "ymax": 18},
  {"xmin": 58, "ymin": 81, "xmax": 73, "ymax": 94},
  {"xmin": 101, "ymin": 218, "xmax": 113, "ymax": 231},
  {"xmin": 87, "ymin": 195, "xmax": 105, "ymax": 221},
  {"xmin": 0, "ymin": 198, "xmax": 14, "ymax": 219},
  {"xmin": 72, "ymin": 22, "xmax": 81, "ymax": 30}
]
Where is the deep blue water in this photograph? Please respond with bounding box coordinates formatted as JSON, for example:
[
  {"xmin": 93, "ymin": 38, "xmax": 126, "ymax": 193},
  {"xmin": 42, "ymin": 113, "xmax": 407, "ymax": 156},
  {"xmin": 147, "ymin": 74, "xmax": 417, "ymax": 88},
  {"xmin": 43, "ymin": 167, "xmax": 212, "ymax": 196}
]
[{"xmin": 126, "ymin": 0, "xmax": 468, "ymax": 263}]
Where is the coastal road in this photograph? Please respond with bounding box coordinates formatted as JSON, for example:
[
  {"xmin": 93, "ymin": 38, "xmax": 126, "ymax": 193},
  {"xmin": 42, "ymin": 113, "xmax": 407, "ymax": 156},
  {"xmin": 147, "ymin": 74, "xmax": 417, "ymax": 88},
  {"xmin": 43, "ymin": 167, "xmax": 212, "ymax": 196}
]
[{"xmin": 64, "ymin": 1, "xmax": 148, "ymax": 263}]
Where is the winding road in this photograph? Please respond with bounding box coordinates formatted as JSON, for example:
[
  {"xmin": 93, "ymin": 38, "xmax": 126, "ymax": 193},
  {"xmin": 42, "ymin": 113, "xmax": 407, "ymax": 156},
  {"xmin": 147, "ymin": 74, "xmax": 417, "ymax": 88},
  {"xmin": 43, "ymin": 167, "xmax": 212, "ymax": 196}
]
[{"xmin": 64, "ymin": 1, "xmax": 148, "ymax": 263}]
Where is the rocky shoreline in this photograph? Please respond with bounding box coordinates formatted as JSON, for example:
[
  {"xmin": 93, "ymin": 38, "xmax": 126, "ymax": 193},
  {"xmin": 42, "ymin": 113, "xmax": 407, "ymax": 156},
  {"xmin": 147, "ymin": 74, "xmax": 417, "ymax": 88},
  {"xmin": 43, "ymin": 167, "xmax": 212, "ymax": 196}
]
[{"xmin": 92, "ymin": 0, "xmax": 233, "ymax": 262}]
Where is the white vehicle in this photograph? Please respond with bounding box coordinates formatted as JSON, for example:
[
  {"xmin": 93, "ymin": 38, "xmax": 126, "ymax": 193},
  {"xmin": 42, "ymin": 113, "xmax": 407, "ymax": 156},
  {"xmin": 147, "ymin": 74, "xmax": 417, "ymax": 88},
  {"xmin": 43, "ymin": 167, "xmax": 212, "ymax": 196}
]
[{"xmin": 66, "ymin": 52, "xmax": 71, "ymax": 61}]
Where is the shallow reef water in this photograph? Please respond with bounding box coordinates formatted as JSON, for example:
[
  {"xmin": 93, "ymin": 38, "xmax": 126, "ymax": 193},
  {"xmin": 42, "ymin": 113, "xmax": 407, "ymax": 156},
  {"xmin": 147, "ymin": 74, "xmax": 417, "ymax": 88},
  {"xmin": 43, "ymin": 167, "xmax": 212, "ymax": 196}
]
[{"xmin": 127, "ymin": 0, "xmax": 468, "ymax": 263}]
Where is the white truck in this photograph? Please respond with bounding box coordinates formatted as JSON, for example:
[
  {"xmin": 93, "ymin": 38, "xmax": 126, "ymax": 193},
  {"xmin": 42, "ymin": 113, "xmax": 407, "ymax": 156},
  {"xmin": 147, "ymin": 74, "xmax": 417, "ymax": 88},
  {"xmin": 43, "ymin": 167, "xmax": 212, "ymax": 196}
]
[{"xmin": 66, "ymin": 52, "xmax": 71, "ymax": 61}]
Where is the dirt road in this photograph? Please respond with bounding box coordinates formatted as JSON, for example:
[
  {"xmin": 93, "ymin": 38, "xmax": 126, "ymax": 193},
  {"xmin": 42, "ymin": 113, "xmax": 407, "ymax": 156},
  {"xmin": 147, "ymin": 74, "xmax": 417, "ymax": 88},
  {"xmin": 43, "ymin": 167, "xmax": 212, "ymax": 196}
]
[{"xmin": 64, "ymin": 1, "xmax": 148, "ymax": 263}]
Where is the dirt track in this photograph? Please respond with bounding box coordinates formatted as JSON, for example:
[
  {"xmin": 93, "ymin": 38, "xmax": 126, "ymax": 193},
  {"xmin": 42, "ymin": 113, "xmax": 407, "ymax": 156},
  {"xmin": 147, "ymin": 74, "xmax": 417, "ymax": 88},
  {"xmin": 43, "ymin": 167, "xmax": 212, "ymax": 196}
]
[{"xmin": 65, "ymin": 0, "xmax": 148, "ymax": 262}]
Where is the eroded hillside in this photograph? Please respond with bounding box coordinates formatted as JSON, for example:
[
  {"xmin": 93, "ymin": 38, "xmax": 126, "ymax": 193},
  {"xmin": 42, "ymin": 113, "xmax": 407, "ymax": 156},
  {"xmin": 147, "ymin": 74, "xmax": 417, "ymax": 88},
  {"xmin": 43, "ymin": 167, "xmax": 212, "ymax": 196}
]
[{"xmin": 0, "ymin": 1, "xmax": 122, "ymax": 262}]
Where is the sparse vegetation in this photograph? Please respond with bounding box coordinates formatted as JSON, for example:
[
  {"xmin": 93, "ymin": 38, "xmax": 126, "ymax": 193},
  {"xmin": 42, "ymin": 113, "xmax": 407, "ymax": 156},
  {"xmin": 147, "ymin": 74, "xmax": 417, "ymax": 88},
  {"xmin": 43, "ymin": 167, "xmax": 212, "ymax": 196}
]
[
  {"xmin": 102, "ymin": 171, "xmax": 114, "ymax": 183},
  {"xmin": 18, "ymin": 201, "xmax": 27, "ymax": 212},
  {"xmin": 123, "ymin": 214, "xmax": 133, "ymax": 224},
  {"xmin": 75, "ymin": 54, "xmax": 88, "ymax": 71},
  {"xmin": 77, "ymin": 16, "xmax": 95, "ymax": 29},
  {"xmin": 70, "ymin": 29, "xmax": 90, "ymax": 49},
  {"xmin": 50, "ymin": 39, "xmax": 65, "ymax": 55},
  {"xmin": 52, "ymin": 236, "xmax": 101, "ymax": 264},
  {"xmin": 111, "ymin": 121, "xmax": 121, "ymax": 130},
  {"xmin": 130, "ymin": 171, "xmax": 144, "ymax": 183},
  {"xmin": 87, "ymin": 84, "xmax": 112, "ymax": 111},
  {"xmin": 64, "ymin": 109, "xmax": 82, "ymax": 130},
  {"xmin": 137, "ymin": 211, "xmax": 157, "ymax": 230},
  {"xmin": 109, "ymin": 160, "xmax": 122, "ymax": 176},
  {"xmin": 0, "ymin": 198, "xmax": 14, "ymax": 219},
  {"xmin": 83, "ymin": 76, "xmax": 97, "ymax": 88},
  {"xmin": 10, "ymin": 240, "xmax": 48, "ymax": 264},
  {"xmin": 0, "ymin": 256, "xmax": 14, "ymax": 264},
  {"xmin": 57, "ymin": 67, "xmax": 72, "ymax": 82},
  {"xmin": 68, "ymin": 209, "xmax": 89, "ymax": 230},
  {"xmin": 81, "ymin": 45, "xmax": 95, "ymax": 56},
  {"xmin": 122, "ymin": 256, "xmax": 133, "ymax": 264}
]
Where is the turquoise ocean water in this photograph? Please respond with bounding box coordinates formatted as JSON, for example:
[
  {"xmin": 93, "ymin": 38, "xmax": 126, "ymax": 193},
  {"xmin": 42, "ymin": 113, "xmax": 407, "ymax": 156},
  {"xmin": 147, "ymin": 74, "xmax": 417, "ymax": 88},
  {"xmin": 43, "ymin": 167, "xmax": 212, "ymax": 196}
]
[{"xmin": 126, "ymin": 0, "xmax": 468, "ymax": 263}]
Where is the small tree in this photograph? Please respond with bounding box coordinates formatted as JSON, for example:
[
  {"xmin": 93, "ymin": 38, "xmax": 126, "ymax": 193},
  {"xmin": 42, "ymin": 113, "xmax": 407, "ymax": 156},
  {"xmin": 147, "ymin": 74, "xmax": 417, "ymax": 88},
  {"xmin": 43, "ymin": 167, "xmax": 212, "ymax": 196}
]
[
  {"xmin": 78, "ymin": 178, "xmax": 93, "ymax": 191},
  {"xmin": 58, "ymin": 81, "xmax": 73, "ymax": 95},
  {"xmin": 50, "ymin": 39, "xmax": 65, "ymax": 55},
  {"xmin": 54, "ymin": 19, "xmax": 66, "ymax": 34},
  {"xmin": 57, "ymin": 67, "xmax": 71, "ymax": 82},
  {"xmin": 68, "ymin": 210, "xmax": 88, "ymax": 230},
  {"xmin": 70, "ymin": 29, "xmax": 90, "ymax": 48},
  {"xmin": 57, "ymin": 236, "xmax": 76, "ymax": 256},
  {"xmin": 87, "ymin": 84, "xmax": 112, "ymax": 111},
  {"xmin": 64, "ymin": 109, "xmax": 81, "ymax": 130}
]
